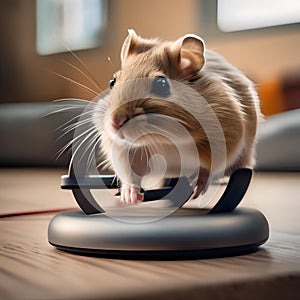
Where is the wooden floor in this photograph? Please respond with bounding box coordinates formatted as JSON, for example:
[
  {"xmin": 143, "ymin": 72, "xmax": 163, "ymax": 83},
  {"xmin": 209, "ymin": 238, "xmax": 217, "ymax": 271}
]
[{"xmin": 0, "ymin": 169, "xmax": 299, "ymax": 299}]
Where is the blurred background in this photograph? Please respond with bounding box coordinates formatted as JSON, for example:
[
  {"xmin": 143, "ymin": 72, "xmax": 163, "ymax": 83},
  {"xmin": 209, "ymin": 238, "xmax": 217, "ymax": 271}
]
[
  {"xmin": 0, "ymin": 0, "xmax": 299, "ymax": 167},
  {"xmin": 1, "ymin": 0, "xmax": 300, "ymax": 112}
]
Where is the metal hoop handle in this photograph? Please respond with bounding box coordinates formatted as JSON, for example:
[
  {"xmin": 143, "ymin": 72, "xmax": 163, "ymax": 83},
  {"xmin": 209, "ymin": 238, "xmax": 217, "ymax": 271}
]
[{"xmin": 61, "ymin": 155, "xmax": 252, "ymax": 215}]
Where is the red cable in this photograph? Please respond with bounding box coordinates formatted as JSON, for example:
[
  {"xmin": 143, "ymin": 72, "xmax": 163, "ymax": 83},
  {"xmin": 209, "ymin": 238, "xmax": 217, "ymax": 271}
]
[{"xmin": 0, "ymin": 207, "xmax": 77, "ymax": 218}]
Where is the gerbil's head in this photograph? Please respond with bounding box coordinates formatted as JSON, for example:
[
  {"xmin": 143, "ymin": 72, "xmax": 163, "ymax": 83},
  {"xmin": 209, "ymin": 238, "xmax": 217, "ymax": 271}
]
[{"xmin": 98, "ymin": 30, "xmax": 208, "ymax": 147}]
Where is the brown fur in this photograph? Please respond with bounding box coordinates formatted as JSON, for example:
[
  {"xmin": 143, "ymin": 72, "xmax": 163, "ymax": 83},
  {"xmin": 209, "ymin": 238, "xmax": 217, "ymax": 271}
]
[{"xmin": 93, "ymin": 30, "xmax": 261, "ymax": 203}]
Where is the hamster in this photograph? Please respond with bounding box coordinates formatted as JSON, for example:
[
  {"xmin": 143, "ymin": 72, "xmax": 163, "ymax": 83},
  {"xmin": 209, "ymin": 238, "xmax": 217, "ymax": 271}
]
[{"xmin": 93, "ymin": 29, "xmax": 261, "ymax": 204}]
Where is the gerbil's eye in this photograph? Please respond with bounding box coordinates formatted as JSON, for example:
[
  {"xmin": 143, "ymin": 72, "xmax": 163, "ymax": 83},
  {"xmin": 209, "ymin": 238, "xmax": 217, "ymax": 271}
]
[
  {"xmin": 109, "ymin": 76, "xmax": 116, "ymax": 89},
  {"xmin": 151, "ymin": 76, "xmax": 170, "ymax": 97}
]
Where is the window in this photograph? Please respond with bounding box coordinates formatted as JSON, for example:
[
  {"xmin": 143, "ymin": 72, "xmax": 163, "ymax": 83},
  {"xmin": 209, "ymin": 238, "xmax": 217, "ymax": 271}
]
[
  {"xmin": 217, "ymin": 0, "xmax": 300, "ymax": 32},
  {"xmin": 36, "ymin": 0, "xmax": 106, "ymax": 55}
]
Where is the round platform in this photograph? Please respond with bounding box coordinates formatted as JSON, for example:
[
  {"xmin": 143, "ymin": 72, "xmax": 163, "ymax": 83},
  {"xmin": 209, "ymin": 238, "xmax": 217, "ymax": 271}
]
[{"xmin": 48, "ymin": 207, "xmax": 269, "ymax": 259}]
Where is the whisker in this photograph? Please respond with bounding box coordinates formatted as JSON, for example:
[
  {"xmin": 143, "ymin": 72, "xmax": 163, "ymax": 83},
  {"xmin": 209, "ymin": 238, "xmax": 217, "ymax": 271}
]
[
  {"xmin": 146, "ymin": 131, "xmax": 164, "ymax": 158},
  {"xmin": 142, "ymin": 144, "xmax": 150, "ymax": 176},
  {"xmin": 67, "ymin": 134, "xmax": 99, "ymax": 170},
  {"xmin": 43, "ymin": 105, "xmax": 89, "ymax": 118},
  {"xmin": 151, "ymin": 126, "xmax": 174, "ymax": 141},
  {"xmin": 59, "ymin": 108, "xmax": 94, "ymax": 129},
  {"xmin": 107, "ymin": 56, "xmax": 116, "ymax": 70},
  {"xmin": 129, "ymin": 143, "xmax": 140, "ymax": 166},
  {"xmin": 50, "ymin": 70, "xmax": 99, "ymax": 96},
  {"xmin": 55, "ymin": 126, "xmax": 96, "ymax": 159},
  {"xmin": 111, "ymin": 174, "xmax": 119, "ymax": 188},
  {"xmin": 97, "ymin": 157, "xmax": 111, "ymax": 171},
  {"xmin": 63, "ymin": 44, "xmax": 104, "ymax": 92},
  {"xmin": 60, "ymin": 116, "xmax": 93, "ymax": 133},
  {"xmin": 97, "ymin": 159, "xmax": 108, "ymax": 169},
  {"xmin": 86, "ymin": 134, "xmax": 101, "ymax": 170},
  {"xmin": 56, "ymin": 110, "xmax": 94, "ymax": 132},
  {"xmin": 72, "ymin": 129, "xmax": 99, "ymax": 167},
  {"xmin": 53, "ymin": 98, "xmax": 95, "ymax": 105},
  {"xmin": 60, "ymin": 59, "xmax": 102, "ymax": 92},
  {"xmin": 56, "ymin": 119, "xmax": 94, "ymax": 145}
]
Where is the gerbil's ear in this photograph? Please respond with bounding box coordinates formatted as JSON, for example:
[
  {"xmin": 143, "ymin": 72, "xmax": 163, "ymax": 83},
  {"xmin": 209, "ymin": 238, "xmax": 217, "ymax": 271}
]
[
  {"xmin": 120, "ymin": 29, "xmax": 138, "ymax": 62},
  {"xmin": 171, "ymin": 34, "xmax": 205, "ymax": 79},
  {"xmin": 120, "ymin": 29, "xmax": 157, "ymax": 63}
]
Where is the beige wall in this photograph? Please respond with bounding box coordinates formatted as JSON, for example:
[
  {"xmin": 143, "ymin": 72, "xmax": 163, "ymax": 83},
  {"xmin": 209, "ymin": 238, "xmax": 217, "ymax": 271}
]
[
  {"xmin": 207, "ymin": 29, "xmax": 300, "ymax": 82},
  {"xmin": 1, "ymin": 0, "xmax": 299, "ymax": 102}
]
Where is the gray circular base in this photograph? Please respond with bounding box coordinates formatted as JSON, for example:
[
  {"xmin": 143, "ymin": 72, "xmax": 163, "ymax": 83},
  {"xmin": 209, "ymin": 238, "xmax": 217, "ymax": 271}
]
[{"xmin": 48, "ymin": 208, "xmax": 269, "ymax": 259}]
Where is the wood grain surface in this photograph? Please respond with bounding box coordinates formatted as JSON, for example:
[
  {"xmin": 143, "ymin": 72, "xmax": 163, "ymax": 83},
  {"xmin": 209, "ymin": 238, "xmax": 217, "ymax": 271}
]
[{"xmin": 0, "ymin": 169, "xmax": 299, "ymax": 299}]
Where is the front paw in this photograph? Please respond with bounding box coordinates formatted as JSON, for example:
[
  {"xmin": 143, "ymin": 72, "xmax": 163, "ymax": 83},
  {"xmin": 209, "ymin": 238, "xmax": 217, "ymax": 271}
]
[
  {"xmin": 192, "ymin": 168, "xmax": 210, "ymax": 199},
  {"xmin": 120, "ymin": 183, "xmax": 144, "ymax": 204}
]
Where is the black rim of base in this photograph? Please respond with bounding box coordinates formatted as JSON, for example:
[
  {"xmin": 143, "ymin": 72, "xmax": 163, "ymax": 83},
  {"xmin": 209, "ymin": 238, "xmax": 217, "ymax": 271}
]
[{"xmin": 49, "ymin": 238, "xmax": 268, "ymax": 260}]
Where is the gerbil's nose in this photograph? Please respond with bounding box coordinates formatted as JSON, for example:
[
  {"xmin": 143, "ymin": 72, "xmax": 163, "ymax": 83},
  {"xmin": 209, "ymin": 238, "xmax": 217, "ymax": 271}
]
[{"xmin": 111, "ymin": 112, "xmax": 128, "ymax": 130}]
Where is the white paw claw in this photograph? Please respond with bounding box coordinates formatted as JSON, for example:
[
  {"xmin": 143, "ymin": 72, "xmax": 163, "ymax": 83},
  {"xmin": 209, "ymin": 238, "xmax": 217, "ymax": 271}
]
[{"xmin": 120, "ymin": 184, "xmax": 144, "ymax": 204}]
